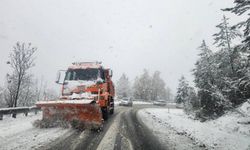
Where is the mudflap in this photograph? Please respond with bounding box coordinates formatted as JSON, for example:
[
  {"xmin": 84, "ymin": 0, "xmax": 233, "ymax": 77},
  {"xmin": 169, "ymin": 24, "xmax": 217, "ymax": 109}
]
[{"xmin": 35, "ymin": 100, "xmax": 103, "ymax": 130}]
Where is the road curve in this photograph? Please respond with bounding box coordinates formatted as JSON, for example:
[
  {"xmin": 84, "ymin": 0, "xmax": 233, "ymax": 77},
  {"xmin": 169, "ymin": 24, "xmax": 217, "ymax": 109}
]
[{"xmin": 116, "ymin": 106, "xmax": 166, "ymax": 150}]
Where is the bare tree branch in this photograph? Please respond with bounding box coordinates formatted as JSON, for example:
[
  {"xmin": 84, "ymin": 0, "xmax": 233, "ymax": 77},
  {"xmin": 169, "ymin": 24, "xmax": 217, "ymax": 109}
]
[{"xmin": 6, "ymin": 42, "xmax": 36, "ymax": 118}]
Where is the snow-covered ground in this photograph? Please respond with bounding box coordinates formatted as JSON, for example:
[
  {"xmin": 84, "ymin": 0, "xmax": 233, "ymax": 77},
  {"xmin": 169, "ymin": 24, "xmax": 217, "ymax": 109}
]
[
  {"xmin": 0, "ymin": 112, "xmax": 71, "ymax": 150},
  {"xmin": 133, "ymin": 101, "xmax": 152, "ymax": 105},
  {"xmin": 138, "ymin": 102, "xmax": 250, "ymax": 150}
]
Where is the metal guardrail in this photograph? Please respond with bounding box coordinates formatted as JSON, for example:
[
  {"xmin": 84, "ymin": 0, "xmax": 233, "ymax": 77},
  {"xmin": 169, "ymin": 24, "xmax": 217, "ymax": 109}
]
[{"xmin": 0, "ymin": 106, "xmax": 41, "ymax": 120}]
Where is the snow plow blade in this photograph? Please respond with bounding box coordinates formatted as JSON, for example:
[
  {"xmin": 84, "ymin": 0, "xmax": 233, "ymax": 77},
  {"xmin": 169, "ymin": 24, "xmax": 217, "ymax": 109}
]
[{"xmin": 35, "ymin": 100, "xmax": 103, "ymax": 130}]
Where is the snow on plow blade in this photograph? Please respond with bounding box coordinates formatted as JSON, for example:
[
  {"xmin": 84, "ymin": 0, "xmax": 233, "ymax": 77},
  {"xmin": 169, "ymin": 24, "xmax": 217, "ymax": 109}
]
[{"xmin": 35, "ymin": 100, "xmax": 103, "ymax": 130}]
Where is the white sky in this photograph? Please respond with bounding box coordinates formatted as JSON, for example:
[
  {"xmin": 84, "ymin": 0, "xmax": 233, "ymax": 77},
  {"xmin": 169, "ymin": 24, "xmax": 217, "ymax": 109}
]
[{"xmin": 0, "ymin": 0, "xmax": 239, "ymax": 94}]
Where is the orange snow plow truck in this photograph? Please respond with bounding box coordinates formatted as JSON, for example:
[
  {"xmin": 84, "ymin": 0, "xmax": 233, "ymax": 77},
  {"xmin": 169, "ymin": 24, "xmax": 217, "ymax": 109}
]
[{"xmin": 36, "ymin": 62, "xmax": 115, "ymax": 129}]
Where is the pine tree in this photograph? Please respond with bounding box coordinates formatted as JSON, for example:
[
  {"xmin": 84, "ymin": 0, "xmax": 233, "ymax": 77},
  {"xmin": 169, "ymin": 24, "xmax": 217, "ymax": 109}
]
[
  {"xmin": 213, "ymin": 15, "xmax": 241, "ymax": 74},
  {"xmin": 193, "ymin": 40, "xmax": 214, "ymax": 91},
  {"xmin": 223, "ymin": 1, "xmax": 250, "ymax": 77},
  {"xmin": 175, "ymin": 76, "xmax": 199, "ymax": 114},
  {"xmin": 187, "ymin": 87, "xmax": 199, "ymax": 111},
  {"xmin": 224, "ymin": 2, "xmax": 250, "ymax": 103},
  {"xmin": 193, "ymin": 41, "xmax": 228, "ymax": 117},
  {"xmin": 224, "ymin": 0, "xmax": 250, "ymax": 48},
  {"xmin": 175, "ymin": 76, "xmax": 189, "ymax": 104},
  {"xmin": 212, "ymin": 16, "xmax": 244, "ymax": 106}
]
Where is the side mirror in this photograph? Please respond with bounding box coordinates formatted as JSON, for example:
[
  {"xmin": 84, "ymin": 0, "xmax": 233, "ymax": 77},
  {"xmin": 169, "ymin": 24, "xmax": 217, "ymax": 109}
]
[
  {"xmin": 55, "ymin": 70, "xmax": 66, "ymax": 84},
  {"xmin": 109, "ymin": 70, "xmax": 113, "ymax": 77}
]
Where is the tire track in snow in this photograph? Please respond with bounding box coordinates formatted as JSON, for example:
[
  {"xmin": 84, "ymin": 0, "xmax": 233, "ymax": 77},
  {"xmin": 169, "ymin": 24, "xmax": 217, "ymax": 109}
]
[
  {"xmin": 118, "ymin": 107, "xmax": 166, "ymax": 150},
  {"xmin": 0, "ymin": 127, "xmax": 70, "ymax": 150},
  {"xmin": 41, "ymin": 107, "xmax": 127, "ymax": 150}
]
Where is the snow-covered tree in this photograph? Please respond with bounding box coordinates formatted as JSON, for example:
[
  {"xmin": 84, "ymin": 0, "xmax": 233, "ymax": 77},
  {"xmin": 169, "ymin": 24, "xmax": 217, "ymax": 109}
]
[
  {"xmin": 193, "ymin": 40, "xmax": 237, "ymax": 117},
  {"xmin": 165, "ymin": 87, "xmax": 173, "ymax": 101},
  {"xmin": 187, "ymin": 87, "xmax": 199, "ymax": 110},
  {"xmin": 17, "ymin": 74, "xmax": 36, "ymax": 106},
  {"xmin": 4, "ymin": 74, "xmax": 34, "ymax": 107},
  {"xmin": 212, "ymin": 16, "xmax": 241, "ymax": 105},
  {"xmin": 116, "ymin": 73, "xmax": 131, "ymax": 98},
  {"xmin": 224, "ymin": 1, "xmax": 250, "ymax": 102},
  {"xmin": 211, "ymin": 47, "xmax": 248, "ymax": 107},
  {"xmin": 184, "ymin": 87, "xmax": 199, "ymax": 114},
  {"xmin": 224, "ymin": 0, "xmax": 250, "ymax": 48},
  {"xmin": 187, "ymin": 1, "xmax": 250, "ymax": 118},
  {"xmin": 0, "ymin": 86, "xmax": 5, "ymax": 108},
  {"xmin": 193, "ymin": 41, "xmax": 227, "ymax": 116},
  {"xmin": 4, "ymin": 75, "xmax": 58, "ymax": 107},
  {"xmin": 151, "ymin": 71, "xmax": 168, "ymax": 100},
  {"xmin": 4, "ymin": 74, "xmax": 19, "ymax": 107},
  {"xmin": 175, "ymin": 76, "xmax": 198, "ymax": 114},
  {"xmin": 7, "ymin": 42, "xmax": 36, "ymax": 110},
  {"xmin": 193, "ymin": 40, "xmax": 214, "ymax": 91},
  {"xmin": 175, "ymin": 76, "xmax": 189, "ymax": 104},
  {"xmin": 213, "ymin": 15, "xmax": 241, "ymax": 74},
  {"xmin": 133, "ymin": 69, "xmax": 171, "ymax": 101},
  {"xmin": 133, "ymin": 69, "xmax": 152, "ymax": 101},
  {"xmin": 133, "ymin": 77, "xmax": 142, "ymax": 100}
]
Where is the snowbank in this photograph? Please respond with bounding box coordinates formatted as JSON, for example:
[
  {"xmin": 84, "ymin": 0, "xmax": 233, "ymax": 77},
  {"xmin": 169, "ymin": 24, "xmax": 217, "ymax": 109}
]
[
  {"xmin": 0, "ymin": 112, "xmax": 71, "ymax": 150},
  {"xmin": 138, "ymin": 102, "xmax": 250, "ymax": 150}
]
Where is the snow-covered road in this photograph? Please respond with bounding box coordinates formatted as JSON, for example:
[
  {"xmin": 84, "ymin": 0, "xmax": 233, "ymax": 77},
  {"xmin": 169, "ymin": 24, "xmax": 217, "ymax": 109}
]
[
  {"xmin": 0, "ymin": 104, "xmax": 163, "ymax": 150},
  {"xmin": 41, "ymin": 105, "xmax": 164, "ymax": 150},
  {"xmin": 2, "ymin": 103, "xmax": 248, "ymax": 150}
]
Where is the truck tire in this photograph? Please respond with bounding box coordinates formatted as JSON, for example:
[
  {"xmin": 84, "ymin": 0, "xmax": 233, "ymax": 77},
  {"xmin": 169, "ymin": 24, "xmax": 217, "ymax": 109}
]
[
  {"xmin": 109, "ymin": 97, "xmax": 114, "ymax": 115},
  {"xmin": 110, "ymin": 108, "xmax": 114, "ymax": 114},
  {"xmin": 101, "ymin": 107, "xmax": 109, "ymax": 121}
]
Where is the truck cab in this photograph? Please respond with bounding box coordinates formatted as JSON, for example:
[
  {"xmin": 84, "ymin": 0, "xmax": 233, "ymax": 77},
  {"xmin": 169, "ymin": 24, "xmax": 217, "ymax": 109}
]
[{"xmin": 56, "ymin": 62, "xmax": 115, "ymax": 119}]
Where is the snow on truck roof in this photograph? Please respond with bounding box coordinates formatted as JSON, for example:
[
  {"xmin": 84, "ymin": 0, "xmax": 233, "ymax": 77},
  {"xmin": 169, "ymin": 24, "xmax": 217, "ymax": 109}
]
[{"xmin": 68, "ymin": 62, "xmax": 103, "ymax": 69}]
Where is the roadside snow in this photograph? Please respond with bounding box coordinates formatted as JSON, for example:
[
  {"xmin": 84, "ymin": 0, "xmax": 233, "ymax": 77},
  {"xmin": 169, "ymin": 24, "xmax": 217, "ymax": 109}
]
[
  {"xmin": 114, "ymin": 101, "xmax": 152, "ymax": 106},
  {"xmin": 133, "ymin": 101, "xmax": 152, "ymax": 105},
  {"xmin": 138, "ymin": 102, "xmax": 250, "ymax": 150},
  {"xmin": 0, "ymin": 112, "xmax": 71, "ymax": 150}
]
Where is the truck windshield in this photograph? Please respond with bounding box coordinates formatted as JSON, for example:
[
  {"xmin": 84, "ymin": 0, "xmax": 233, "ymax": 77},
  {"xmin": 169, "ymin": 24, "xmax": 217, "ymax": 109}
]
[{"xmin": 65, "ymin": 69, "xmax": 99, "ymax": 81}]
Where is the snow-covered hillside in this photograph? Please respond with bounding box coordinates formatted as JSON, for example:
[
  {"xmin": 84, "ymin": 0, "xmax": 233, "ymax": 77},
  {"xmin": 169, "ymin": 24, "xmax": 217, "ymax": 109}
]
[{"xmin": 138, "ymin": 102, "xmax": 250, "ymax": 150}]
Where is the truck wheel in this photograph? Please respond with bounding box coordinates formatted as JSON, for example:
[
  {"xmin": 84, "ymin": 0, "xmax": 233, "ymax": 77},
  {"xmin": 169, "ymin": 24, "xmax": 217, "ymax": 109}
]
[
  {"xmin": 110, "ymin": 108, "xmax": 114, "ymax": 115},
  {"xmin": 109, "ymin": 97, "xmax": 114, "ymax": 115},
  {"xmin": 101, "ymin": 107, "xmax": 109, "ymax": 121}
]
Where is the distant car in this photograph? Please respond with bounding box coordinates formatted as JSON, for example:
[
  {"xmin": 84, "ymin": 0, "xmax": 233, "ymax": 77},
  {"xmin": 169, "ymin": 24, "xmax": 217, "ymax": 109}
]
[
  {"xmin": 153, "ymin": 100, "xmax": 166, "ymax": 106},
  {"xmin": 119, "ymin": 97, "xmax": 133, "ymax": 106}
]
